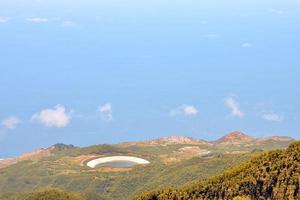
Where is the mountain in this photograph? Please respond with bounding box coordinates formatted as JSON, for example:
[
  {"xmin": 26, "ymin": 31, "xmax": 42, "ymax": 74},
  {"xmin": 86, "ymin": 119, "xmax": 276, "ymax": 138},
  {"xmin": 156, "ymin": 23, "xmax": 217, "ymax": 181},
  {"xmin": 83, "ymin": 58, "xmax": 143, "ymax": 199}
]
[
  {"xmin": 0, "ymin": 143, "xmax": 75, "ymax": 169},
  {"xmin": 148, "ymin": 136, "xmax": 207, "ymax": 145},
  {"xmin": 135, "ymin": 141, "xmax": 300, "ymax": 200},
  {"xmin": 0, "ymin": 132, "xmax": 294, "ymax": 171},
  {"xmin": 50, "ymin": 143, "xmax": 76, "ymax": 151},
  {"xmin": 122, "ymin": 136, "xmax": 209, "ymax": 146},
  {"xmin": 256, "ymin": 136, "xmax": 295, "ymax": 143},
  {"xmin": 214, "ymin": 131, "xmax": 294, "ymax": 146},
  {"xmin": 214, "ymin": 131, "xmax": 255, "ymax": 145},
  {"xmin": 122, "ymin": 132, "xmax": 294, "ymax": 147},
  {"xmin": 0, "ymin": 132, "xmax": 296, "ymax": 200}
]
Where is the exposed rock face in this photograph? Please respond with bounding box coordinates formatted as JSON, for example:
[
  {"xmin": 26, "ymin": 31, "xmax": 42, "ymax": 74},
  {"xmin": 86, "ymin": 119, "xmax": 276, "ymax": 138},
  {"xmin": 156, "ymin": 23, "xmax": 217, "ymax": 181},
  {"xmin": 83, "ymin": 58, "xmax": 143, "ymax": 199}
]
[{"xmin": 50, "ymin": 143, "xmax": 75, "ymax": 151}]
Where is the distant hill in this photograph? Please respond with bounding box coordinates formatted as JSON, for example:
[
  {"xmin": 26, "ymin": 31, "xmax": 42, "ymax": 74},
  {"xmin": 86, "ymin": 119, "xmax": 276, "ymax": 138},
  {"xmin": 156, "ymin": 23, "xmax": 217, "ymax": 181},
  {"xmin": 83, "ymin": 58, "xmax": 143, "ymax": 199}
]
[
  {"xmin": 214, "ymin": 131, "xmax": 255, "ymax": 145},
  {"xmin": 121, "ymin": 136, "xmax": 209, "ymax": 146},
  {"xmin": 134, "ymin": 141, "xmax": 300, "ymax": 200},
  {"xmin": 214, "ymin": 131, "xmax": 294, "ymax": 146},
  {"xmin": 122, "ymin": 131, "xmax": 294, "ymax": 147},
  {"xmin": 0, "ymin": 132, "xmax": 296, "ymax": 200},
  {"xmin": 0, "ymin": 143, "xmax": 75, "ymax": 169},
  {"xmin": 256, "ymin": 136, "xmax": 295, "ymax": 143},
  {"xmin": 0, "ymin": 132, "xmax": 294, "ymax": 168}
]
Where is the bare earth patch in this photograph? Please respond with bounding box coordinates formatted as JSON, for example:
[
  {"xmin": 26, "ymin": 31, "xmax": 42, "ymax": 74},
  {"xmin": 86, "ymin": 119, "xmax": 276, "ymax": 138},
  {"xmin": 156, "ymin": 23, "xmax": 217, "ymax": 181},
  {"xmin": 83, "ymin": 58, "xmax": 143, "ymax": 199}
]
[{"xmin": 161, "ymin": 146, "xmax": 211, "ymax": 164}]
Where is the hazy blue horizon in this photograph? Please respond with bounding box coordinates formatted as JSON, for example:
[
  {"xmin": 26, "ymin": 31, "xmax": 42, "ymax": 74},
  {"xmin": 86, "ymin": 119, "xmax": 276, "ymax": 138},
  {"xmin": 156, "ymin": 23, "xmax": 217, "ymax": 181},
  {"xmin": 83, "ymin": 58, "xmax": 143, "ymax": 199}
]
[{"xmin": 0, "ymin": 0, "xmax": 299, "ymax": 157}]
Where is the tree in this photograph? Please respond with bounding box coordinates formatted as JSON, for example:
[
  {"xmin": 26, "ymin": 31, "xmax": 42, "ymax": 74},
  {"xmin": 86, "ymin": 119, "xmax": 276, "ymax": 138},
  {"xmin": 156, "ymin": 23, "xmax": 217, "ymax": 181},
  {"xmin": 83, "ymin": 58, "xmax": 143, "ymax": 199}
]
[{"xmin": 23, "ymin": 188, "xmax": 85, "ymax": 200}]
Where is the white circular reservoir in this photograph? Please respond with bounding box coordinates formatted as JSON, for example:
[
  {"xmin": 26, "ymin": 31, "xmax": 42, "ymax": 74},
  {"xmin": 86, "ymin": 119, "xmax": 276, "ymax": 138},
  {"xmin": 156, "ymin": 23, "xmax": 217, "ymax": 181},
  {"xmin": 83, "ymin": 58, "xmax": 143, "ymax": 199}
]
[{"xmin": 87, "ymin": 156, "xmax": 150, "ymax": 168}]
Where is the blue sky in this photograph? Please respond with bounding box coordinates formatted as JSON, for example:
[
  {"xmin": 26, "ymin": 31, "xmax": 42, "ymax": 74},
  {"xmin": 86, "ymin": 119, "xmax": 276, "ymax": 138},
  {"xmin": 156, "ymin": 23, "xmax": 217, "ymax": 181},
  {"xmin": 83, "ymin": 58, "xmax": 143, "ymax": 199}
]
[{"xmin": 0, "ymin": 0, "xmax": 300, "ymax": 157}]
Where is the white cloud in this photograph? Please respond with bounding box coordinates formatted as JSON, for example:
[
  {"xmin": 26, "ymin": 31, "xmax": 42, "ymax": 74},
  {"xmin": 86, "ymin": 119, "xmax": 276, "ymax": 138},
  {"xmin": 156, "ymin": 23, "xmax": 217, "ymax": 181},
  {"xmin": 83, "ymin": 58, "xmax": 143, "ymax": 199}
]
[
  {"xmin": 241, "ymin": 42, "xmax": 254, "ymax": 48},
  {"xmin": 170, "ymin": 104, "xmax": 199, "ymax": 117},
  {"xmin": 1, "ymin": 117, "xmax": 21, "ymax": 130},
  {"xmin": 142, "ymin": 54, "xmax": 153, "ymax": 59},
  {"xmin": 26, "ymin": 17, "xmax": 49, "ymax": 23},
  {"xmin": 224, "ymin": 95, "xmax": 244, "ymax": 118},
  {"xmin": 61, "ymin": 20, "xmax": 74, "ymax": 27},
  {"xmin": 98, "ymin": 103, "xmax": 113, "ymax": 121},
  {"xmin": 269, "ymin": 8, "xmax": 287, "ymax": 15},
  {"xmin": 201, "ymin": 34, "xmax": 219, "ymax": 39},
  {"xmin": 262, "ymin": 112, "xmax": 284, "ymax": 122},
  {"xmin": 31, "ymin": 105, "xmax": 72, "ymax": 128},
  {"xmin": 0, "ymin": 17, "xmax": 8, "ymax": 23}
]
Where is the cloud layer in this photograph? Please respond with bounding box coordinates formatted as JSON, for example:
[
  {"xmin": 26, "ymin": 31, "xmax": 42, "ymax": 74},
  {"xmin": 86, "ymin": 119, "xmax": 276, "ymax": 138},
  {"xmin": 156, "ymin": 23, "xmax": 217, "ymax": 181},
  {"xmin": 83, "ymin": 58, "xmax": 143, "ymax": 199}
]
[
  {"xmin": 225, "ymin": 96, "xmax": 244, "ymax": 118},
  {"xmin": 31, "ymin": 105, "xmax": 72, "ymax": 128}
]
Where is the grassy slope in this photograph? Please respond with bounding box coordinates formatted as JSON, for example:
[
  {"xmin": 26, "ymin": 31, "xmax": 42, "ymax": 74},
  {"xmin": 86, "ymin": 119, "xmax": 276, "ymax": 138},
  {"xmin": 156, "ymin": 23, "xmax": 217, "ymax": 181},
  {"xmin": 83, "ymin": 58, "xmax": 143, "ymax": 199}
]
[
  {"xmin": 135, "ymin": 141, "xmax": 300, "ymax": 200},
  {"xmin": 0, "ymin": 188, "xmax": 85, "ymax": 200},
  {"xmin": 0, "ymin": 141, "xmax": 294, "ymax": 200}
]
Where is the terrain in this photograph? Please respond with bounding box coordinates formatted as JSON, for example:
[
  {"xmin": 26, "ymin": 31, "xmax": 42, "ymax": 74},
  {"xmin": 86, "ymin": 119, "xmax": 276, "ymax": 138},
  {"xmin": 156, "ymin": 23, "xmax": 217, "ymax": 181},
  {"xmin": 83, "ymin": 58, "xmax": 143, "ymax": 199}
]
[
  {"xmin": 0, "ymin": 131, "xmax": 295, "ymax": 200},
  {"xmin": 135, "ymin": 141, "xmax": 300, "ymax": 200},
  {"xmin": 0, "ymin": 188, "xmax": 85, "ymax": 200}
]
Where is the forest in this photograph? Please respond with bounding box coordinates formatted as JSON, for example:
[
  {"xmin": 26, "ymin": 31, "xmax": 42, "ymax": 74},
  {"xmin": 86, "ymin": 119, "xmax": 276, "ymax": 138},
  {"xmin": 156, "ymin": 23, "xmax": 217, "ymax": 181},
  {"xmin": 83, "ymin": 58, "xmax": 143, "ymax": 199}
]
[{"xmin": 135, "ymin": 141, "xmax": 300, "ymax": 200}]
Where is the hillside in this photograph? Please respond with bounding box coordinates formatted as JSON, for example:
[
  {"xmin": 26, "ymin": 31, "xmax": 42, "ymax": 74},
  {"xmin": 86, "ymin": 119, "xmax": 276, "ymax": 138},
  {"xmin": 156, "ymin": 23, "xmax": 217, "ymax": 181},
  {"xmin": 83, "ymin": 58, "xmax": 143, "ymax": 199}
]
[
  {"xmin": 214, "ymin": 131, "xmax": 294, "ymax": 146},
  {"xmin": 215, "ymin": 131, "xmax": 255, "ymax": 145},
  {"xmin": 0, "ymin": 188, "xmax": 85, "ymax": 200},
  {"xmin": 134, "ymin": 141, "xmax": 300, "ymax": 200},
  {"xmin": 0, "ymin": 144, "xmax": 75, "ymax": 169},
  {"xmin": 0, "ymin": 132, "xmax": 295, "ymax": 200}
]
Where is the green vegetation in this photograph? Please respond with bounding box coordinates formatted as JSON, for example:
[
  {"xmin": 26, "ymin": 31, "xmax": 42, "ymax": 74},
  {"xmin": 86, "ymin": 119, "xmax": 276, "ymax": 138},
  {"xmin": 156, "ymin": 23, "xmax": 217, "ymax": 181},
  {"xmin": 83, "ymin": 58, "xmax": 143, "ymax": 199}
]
[
  {"xmin": 0, "ymin": 138, "xmax": 294, "ymax": 200},
  {"xmin": 135, "ymin": 141, "xmax": 300, "ymax": 200},
  {"xmin": 233, "ymin": 196, "xmax": 251, "ymax": 200},
  {"xmin": 0, "ymin": 153, "xmax": 254, "ymax": 199},
  {"xmin": 0, "ymin": 188, "xmax": 85, "ymax": 200}
]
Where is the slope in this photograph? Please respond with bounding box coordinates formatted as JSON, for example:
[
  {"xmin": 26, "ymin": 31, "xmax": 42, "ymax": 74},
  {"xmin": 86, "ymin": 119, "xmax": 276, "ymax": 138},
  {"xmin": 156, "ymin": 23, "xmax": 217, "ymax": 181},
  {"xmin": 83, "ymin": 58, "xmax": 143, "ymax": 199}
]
[
  {"xmin": 135, "ymin": 141, "xmax": 300, "ymax": 200},
  {"xmin": 0, "ymin": 133, "xmax": 295, "ymax": 200}
]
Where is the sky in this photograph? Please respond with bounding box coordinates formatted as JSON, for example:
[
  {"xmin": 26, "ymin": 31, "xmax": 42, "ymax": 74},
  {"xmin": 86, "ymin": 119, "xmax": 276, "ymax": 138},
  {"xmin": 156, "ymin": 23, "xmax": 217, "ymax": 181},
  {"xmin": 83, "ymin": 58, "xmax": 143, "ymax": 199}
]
[{"xmin": 0, "ymin": 0, "xmax": 300, "ymax": 157}]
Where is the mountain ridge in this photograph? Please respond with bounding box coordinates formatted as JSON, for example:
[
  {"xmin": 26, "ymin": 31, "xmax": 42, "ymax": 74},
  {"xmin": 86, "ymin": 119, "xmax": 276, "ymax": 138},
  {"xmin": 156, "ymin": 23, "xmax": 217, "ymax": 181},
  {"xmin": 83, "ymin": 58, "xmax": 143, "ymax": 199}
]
[
  {"xmin": 0, "ymin": 131, "xmax": 294, "ymax": 169},
  {"xmin": 122, "ymin": 131, "xmax": 294, "ymax": 146}
]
